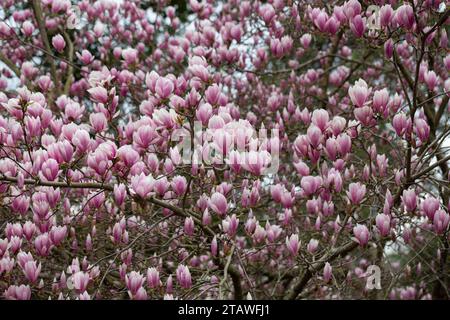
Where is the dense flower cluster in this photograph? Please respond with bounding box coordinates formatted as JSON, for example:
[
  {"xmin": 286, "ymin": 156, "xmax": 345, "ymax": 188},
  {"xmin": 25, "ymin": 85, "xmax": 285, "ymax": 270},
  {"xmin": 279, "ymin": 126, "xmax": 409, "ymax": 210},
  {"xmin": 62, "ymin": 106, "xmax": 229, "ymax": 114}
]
[{"xmin": 0, "ymin": 0, "xmax": 449, "ymax": 300}]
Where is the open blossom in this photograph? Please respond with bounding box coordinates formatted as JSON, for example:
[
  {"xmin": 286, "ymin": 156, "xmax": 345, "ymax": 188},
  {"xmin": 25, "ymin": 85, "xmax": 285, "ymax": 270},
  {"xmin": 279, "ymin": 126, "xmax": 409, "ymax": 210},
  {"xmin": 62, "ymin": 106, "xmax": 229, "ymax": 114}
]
[
  {"xmin": 72, "ymin": 271, "xmax": 90, "ymax": 293},
  {"xmin": 222, "ymin": 214, "xmax": 239, "ymax": 237},
  {"xmin": 22, "ymin": 260, "xmax": 41, "ymax": 283},
  {"xmin": 347, "ymin": 183, "xmax": 366, "ymax": 205},
  {"xmin": 131, "ymin": 173, "xmax": 154, "ymax": 198},
  {"xmin": 88, "ymin": 86, "xmax": 108, "ymax": 104},
  {"xmin": 155, "ymin": 77, "xmax": 174, "ymax": 99},
  {"xmin": 301, "ymin": 176, "xmax": 322, "ymax": 196},
  {"xmin": 209, "ymin": 192, "xmax": 228, "ymax": 216},
  {"xmin": 125, "ymin": 271, "xmax": 145, "ymax": 296},
  {"xmin": 348, "ymin": 79, "xmax": 371, "ymax": 107}
]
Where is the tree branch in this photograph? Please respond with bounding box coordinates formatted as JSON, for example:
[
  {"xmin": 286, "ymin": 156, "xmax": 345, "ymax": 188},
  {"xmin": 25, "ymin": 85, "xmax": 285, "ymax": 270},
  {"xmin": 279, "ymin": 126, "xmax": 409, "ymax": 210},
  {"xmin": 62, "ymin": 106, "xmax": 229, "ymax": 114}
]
[{"xmin": 285, "ymin": 241, "xmax": 358, "ymax": 300}]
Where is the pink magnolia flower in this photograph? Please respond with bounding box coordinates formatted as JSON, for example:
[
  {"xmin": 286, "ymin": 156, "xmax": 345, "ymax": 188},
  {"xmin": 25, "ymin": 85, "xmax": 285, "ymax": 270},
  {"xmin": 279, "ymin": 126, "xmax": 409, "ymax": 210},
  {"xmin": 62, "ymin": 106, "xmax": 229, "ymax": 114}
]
[
  {"xmin": 22, "ymin": 260, "xmax": 41, "ymax": 283},
  {"xmin": 301, "ymin": 176, "xmax": 322, "ymax": 196},
  {"xmin": 209, "ymin": 192, "xmax": 228, "ymax": 216},
  {"xmin": 155, "ymin": 77, "xmax": 174, "ymax": 99},
  {"xmin": 414, "ymin": 118, "xmax": 430, "ymax": 143},
  {"xmin": 286, "ymin": 234, "xmax": 300, "ymax": 256},
  {"xmin": 392, "ymin": 113, "xmax": 411, "ymax": 137},
  {"xmin": 171, "ymin": 175, "xmax": 187, "ymax": 196},
  {"xmin": 421, "ymin": 196, "xmax": 440, "ymax": 220},
  {"xmin": 131, "ymin": 173, "xmax": 154, "ymax": 198},
  {"xmin": 353, "ymin": 224, "xmax": 370, "ymax": 246},
  {"xmin": 147, "ymin": 267, "xmax": 160, "ymax": 288},
  {"xmin": 72, "ymin": 271, "xmax": 90, "ymax": 293},
  {"xmin": 114, "ymin": 184, "xmax": 127, "ymax": 206},
  {"xmin": 376, "ymin": 214, "xmax": 391, "ymax": 237},
  {"xmin": 379, "ymin": 5, "xmax": 394, "ymax": 27},
  {"xmin": 433, "ymin": 210, "xmax": 450, "ymax": 234},
  {"xmin": 88, "ymin": 86, "xmax": 108, "ymax": 104},
  {"xmin": 89, "ymin": 112, "xmax": 108, "ymax": 132},
  {"xmin": 311, "ymin": 109, "xmax": 329, "ymax": 132},
  {"xmin": 402, "ymin": 189, "xmax": 417, "ymax": 212},
  {"xmin": 222, "ymin": 214, "xmax": 239, "ymax": 237},
  {"xmin": 49, "ymin": 226, "xmax": 67, "ymax": 246},
  {"xmin": 211, "ymin": 236, "xmax": 218, "ymax": 256},
  {"xmin": 4, "ymin": 285, "xmax": 31, "ymax": 300},
  {"xmin": 395, "ymin": 4, "xmax": 414, "ymax": 29},
  {"xmin": 184, "ymin": 217, "xmax": 195, "ymax": 236},
  {"xmin": 307, "ymin": 238, "xmax": 319, "ymax": 254},
  {"xmin": 52, "ymin": 34, "xmax": 66, "ymax": 52},
  {"xmin": 125, "ymin": 271, "xmax": 145, "ymax": 295},
  {"xmin": 348, "ymin": 79, "xmax": 371, "ymax": 107},
  {"xmin": 350, "ymin": 15, "xmax": 365, "ymax": 38},
  {"xmin": 176, "ymin": 264, "xmax": 192, "ymax": 289},
  {"xmin": 347, "ymin": 182, "xmax": 366, "ymax": 205},
  {"xmin": 323, "ymin": 262, "xmax": 332, "ymax": 283}
]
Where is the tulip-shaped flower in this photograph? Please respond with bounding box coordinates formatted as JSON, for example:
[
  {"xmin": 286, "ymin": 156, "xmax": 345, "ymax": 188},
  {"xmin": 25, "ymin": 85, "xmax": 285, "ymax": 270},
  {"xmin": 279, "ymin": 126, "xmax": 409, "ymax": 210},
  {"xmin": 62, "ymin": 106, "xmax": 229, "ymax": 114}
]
[
  {"xmin": 323, "ymin": 262, "xmax": 332, "ymax": 283},
  {"xmin": 311, "ymin": 109, "xmax": 329, "ymax": 132},
  {"xmin": 348, "ymin": 78, "xmax": 371, "ymax": 107},
  {"xmin": 72, "ymin": 271, "xmax": 90, "ymax": 293},
  {"xmin": 347, "ymin": 182, "xmax": 366, "ymax": 205},
  {"xmin": 176, "ymin": 264, "xmax": 192, "ymax": 289},
  {"xmin": 131, "ymin": 173, "xmax": 154, "ymax": 199},
  {"xmin": 376, "ymin": 213, "xmax": 391, "ymax": 237},
  {"xmin": 171, "ymin": 175, "xmax": 188, "ymax": 196},
  {"xmin": 222, "ymin": 214, "xmax": 239, "ymax": 237},
  {"xmin": 117, "ymin": 145, "xmax": 140, "ymax": 167},
  {"xmin": 307, "ymin": 238, "xmax": 319, "ymax": 254},
  {"xmin": 155, "ymin": 77, "xmax": 174, "ymax": 99},
  {"xmin": 396, "ymin": 4, "xmax": 414, "ymax": 29},
  {"xmin": 414, "ymin": 118, "xmax": 430, "ymax": 143},
  {"xmin": 286, "ymin": 234, "xmax": 300, "ymax": 256},
  {"xmin": 401, "ymin": 189, "xmax": 417, "ymax": 212},
  {"xmin": 301, "ymin": 175, "xmax": 322, "ymax": 196},
  {"xmin": 421, "ymin": 196, "xmax": 440, "ymax": 220},
  {"xmin": 49, "ymin": 225, "xmax": 67, "ymax": 246},
  {"xmin": 114, "ymin": 183, "xmax": 127, "ymax": 207},
  {"xmin": 433, "ymin": 210, "xmax": 450, "ymax": 235},
  {"xmin": 209, "ymin": 192, "xmax": 228, "ymax": 216},
  {"xmin": 90, "ymin": 112, "xmax": 107, "ymax": 132},
  {"xmin": 125, "ymin": 271, "xmax": 145, "ymax": 296},
  {"xmin": 41, "ymin": 158, "xmax": 59, "ymax": 181},
  {"xmin": 211, "ymin": 236, "xmax": 218, "ymax": 256},
  {"xmin": 52, "ymin": 34, "xmax": 66, "ymax": 52},
  {"xmin": 4, "ymin": 285, "xmax": 31, "ymax": 300},
  {"xmin": 133, "ymin": 287, "xmax": 148, "ymax": 300},
  {"xmin": 22, "ymin": 260, "xmax": 41, "ymax": 283},
  {"xmin": 353, "ymin": 224, "xmax": 370, "ymax": 246},
  {"xmin": 88, "ymin": 86, "xmax": 108, "ymax": 104},
  {"xmin": 392, "ymin": 113, "xmax": 411, "ymax": 137},
  {"xmin": 184, "ymin": 217, "xmax": 195, "ymax": 236},
  {"xmin": 147, "ymin": 267, "xmax": 160, "ymax": 288}
]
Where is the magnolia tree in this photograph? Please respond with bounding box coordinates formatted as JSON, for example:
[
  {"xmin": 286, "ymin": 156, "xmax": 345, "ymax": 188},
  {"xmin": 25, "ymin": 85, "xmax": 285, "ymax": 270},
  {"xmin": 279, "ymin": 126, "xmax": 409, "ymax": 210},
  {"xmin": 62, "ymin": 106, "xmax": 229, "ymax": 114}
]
[{"xmin": 0, "ymin": 0, "xmax": 449, "ymax": 301}]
